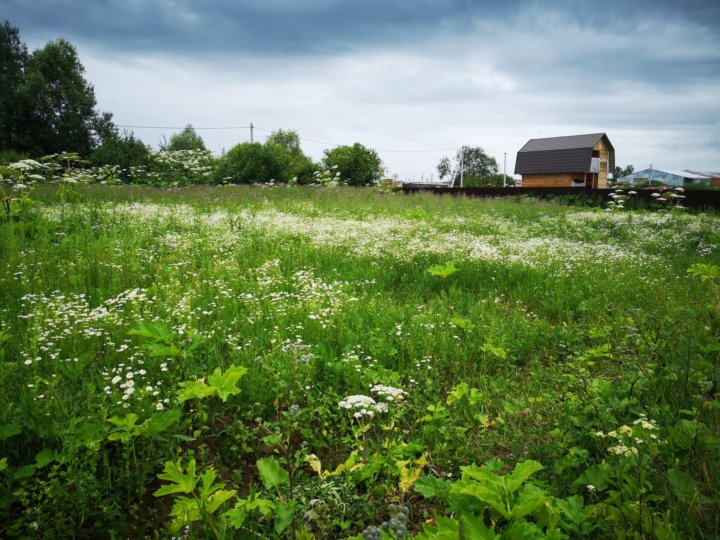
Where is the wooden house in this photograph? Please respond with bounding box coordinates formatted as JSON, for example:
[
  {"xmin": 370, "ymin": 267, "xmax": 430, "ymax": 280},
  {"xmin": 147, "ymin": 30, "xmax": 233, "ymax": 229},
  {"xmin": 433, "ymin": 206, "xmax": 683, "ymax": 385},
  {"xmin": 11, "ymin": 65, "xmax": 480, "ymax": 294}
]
[{"xmin": 514, "ymin": 133, "xmax": 615, "ymax": 188}]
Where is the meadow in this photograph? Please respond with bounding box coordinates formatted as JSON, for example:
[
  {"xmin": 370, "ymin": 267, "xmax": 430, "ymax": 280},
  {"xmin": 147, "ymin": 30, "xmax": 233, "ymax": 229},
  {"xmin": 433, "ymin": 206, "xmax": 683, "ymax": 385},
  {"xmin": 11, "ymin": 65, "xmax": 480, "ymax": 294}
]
[{"xmin": 1, "ymin": 184, "xmax": 719, "ymax": 538}]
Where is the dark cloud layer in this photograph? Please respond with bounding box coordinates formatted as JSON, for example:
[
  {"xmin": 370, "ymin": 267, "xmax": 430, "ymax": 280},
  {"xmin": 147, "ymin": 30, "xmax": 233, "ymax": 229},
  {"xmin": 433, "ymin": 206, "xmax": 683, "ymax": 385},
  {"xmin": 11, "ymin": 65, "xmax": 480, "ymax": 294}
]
[
  {"xmin": 4, "ymin": 0, "xmax": 719, "ymax": 174},
  {"xmin": 6, "ymin": 0, "xmax": 720, "ymax": 57}
]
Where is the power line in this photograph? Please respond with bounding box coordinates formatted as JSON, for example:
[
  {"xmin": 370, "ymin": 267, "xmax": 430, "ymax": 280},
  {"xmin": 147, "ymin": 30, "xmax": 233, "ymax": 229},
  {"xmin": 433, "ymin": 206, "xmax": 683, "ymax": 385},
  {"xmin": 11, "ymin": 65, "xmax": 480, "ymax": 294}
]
[
  {"xmin": 115, "ymin": 122, "xmax": 508, "ymax": 156},
  {"xmin": 116, "ymin": 125, "xmax": 250, "ymax": 130}
]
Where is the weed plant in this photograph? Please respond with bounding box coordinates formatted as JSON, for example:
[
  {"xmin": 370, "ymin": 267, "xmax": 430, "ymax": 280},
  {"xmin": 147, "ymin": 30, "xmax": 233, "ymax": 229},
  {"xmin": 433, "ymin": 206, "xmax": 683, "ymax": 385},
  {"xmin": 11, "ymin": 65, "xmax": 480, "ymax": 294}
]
[{"xmin": 0, "ymin": 184, "xmax": 718, "ymax": 538}]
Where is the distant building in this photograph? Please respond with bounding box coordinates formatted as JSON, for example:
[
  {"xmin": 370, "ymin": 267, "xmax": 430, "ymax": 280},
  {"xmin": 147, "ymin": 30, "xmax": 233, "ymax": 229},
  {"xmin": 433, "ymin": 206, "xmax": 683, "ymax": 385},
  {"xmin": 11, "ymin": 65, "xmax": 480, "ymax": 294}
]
[
  {"xmin": 514, "ymin": 133, "xmax": 614, "ymax": 188},
  {"xmin": 618, "ymin": 168, "xmax": 713, "ymax": 187},
  {"xmin": 685, "ymin": 170, "xmax": 720, "ymax": 186}
]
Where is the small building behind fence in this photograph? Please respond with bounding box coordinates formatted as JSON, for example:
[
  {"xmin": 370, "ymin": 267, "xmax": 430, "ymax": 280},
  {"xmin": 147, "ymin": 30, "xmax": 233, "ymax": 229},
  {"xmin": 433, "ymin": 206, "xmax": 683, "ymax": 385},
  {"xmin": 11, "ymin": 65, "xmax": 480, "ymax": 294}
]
[
  {"xmin": 514, "ymin": 133, "xmax": 615, "ymax": 189},
  {"xmin": 618, "ymin": 168, "xmax": 719, "ymax": 187}
]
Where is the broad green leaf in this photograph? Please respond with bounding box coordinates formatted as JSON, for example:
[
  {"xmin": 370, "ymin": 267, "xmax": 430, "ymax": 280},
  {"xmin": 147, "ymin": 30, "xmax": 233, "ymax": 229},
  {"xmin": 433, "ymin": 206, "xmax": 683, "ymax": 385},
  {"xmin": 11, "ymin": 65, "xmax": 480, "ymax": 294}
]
[
  {"xmin": 461, "ymin": 513, "xmax": 497, "ymax": 540},
  {"xmin": 154, "ymin": 459, "xmax": 198, "ymax": 496},
  {"xmin": 107, "ymin": 413, "xmax": 142, "ymax": 442},
  {"xmin": 206, "ymin": 489, "xmax": 236, "ymax": 514},
  {"xmin": 481, "ymin": 342, "xmax": 507, "ymax": 360},
  {"xmin": 146, "ymin": 343, "xmax": 182, "ymax": 357},
  {"xmin": 415, "ymin": 475, "xmax": 452, "ymax": 500},
  {"xmin": 509, "ymin": 484, "xmax": 547, "ymax": 520},
  {"xmin": 557, "ymin": 495, "xmax": 596, "ymax": 534},
  {"xmin": 207, "ymin": 365, "xmax": 248, "ymax": 402},
  {"xmin": 274, "ymin": 500, "xmax": 296, "ymax": 535},
  {"xmin": 198, "ymin": 467, "xmax": 220, "ymax": 499},
  {"xmin": 143, "ymin": 409, "xmax": 181, "ymax": 436},
  {"xmin": 34, "ymin": 448, "xmax": 55, "ymax": 469},
  {"xmin": 323, "ymin": 451, "xmax": 364, "ymax": 477},
  {"xmin": 452, "ymin": 479, "xmax": 509, "ymax": 519},
  {"xmin": 0, "ymin": 423, "xmax": 21, "ymax": 441},
  {"xmin": 257, "ymin": 457, "xmax": 289, "ymax": 491},
  {"xmin": 397, "ymin": 453, "xmax": 428, "ymax": 493},
  {"xmin": 446, "ymin": 382, "xmax": 469, "ymax": 405},
  {"xmin": 500, "ymin": 519, "xmax": 544, "ymax": 539},
  {"xmin": 428, "ymin": 261, "xmax": 459, "ymax": 278},
  {"xmin": 225, "ymin": 497, "xmax": 275, "ymax": 528},
  {"xmin": 15, "ymin": 465, "xmax": 35, "ymax": 479},
  {"xmin": 128, "ymin": 320, "xmax": 175, "ymax": 344},
  {"xmin": 0, "ymin": 457, "xmax": 7, "ymax": 473},
  {"xmin": 575, "ymin": 463, "xmax": 611, "ymax": 492},
  {"xmin": 667, "ymin": 468, "xmax": 698, "ymax": 503},
  {"xmin": 169, "ymin": 496, "xmax": 200, "ymax": 525},
  {"xmin": 107, "ymin": 413, "xmax": 140, "ymax": 429},
  {"xmin": 177, "ymin": 379, "xmax": 215, "ymax": 402},
  {"xmin": 451, "ymin": 317, "xmax": 475, "ymax": 331},
  {"xmin": 416, "ymin": 517, "xmax": 461, "ymax": 539},
  {"xmin": 506, "ymin": 460, "xmax": 543, "ymax": 493},
  {"xmin": 688, "ymin": 263, "xmax": 720, "ymax": 282}
]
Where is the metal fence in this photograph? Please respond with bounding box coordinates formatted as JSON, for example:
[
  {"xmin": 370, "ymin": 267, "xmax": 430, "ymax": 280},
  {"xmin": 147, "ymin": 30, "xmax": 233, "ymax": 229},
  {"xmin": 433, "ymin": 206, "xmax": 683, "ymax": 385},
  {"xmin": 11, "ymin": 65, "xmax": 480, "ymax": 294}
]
[{"xmin": 401, "ymin": 186, "xmax": 720, "ymax": 210}]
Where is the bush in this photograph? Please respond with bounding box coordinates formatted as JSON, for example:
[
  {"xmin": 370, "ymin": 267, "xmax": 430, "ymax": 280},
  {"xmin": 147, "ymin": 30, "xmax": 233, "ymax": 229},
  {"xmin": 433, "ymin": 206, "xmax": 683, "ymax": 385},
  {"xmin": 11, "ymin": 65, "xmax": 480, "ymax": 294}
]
[
  {"xmin": 167, "ymin": 125, "xmax": 206, "ymax": 151},
  {"xmin": 322, "ymin": 143, "xmax": 384, "ymax": 186},
  {"xmin": 90, "ymin": 132, "xmax": 151, "ymax": 176},
  {"xmin": 0, "ymin": 149, "xmax": 29, "ymax": 165},
  {"xmin": 214, "ymin": 142, "xmax": 288, "ymax": 184},
  {"xmin": 148, "ymin": 150, "xmax": 215, "ymax": 186}
]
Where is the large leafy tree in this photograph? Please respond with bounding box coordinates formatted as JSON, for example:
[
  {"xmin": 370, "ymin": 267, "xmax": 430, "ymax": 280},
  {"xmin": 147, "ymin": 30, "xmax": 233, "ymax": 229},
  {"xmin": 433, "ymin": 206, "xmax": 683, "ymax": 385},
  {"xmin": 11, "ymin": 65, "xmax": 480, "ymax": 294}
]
[
  {"xmin": 0, "ymin": 21, "xmax": 29, "ymax": 151},
  {"xmin": 265, "ymin": 129, "xmax": 302, "ymax": 155},
  {"xmin": 613, "ymin": 164, "xmax": 634, "ymax": 180},
  {"xmin": 167, "ymin": 124, "xmax": 206, "ymax": 151},
  {"xmin": 322, "ymin": 143, "xmax": 384, "ymax": 186},
  {"xmin": 214, "ymin": 142, "xmax": 288, "ymax": 184},
  {"xmin": 91, "ymin": 129, "xmax": 151, "ymax": 174},
  {"xmin": 437, "ymin": 146, "xmax": 498, "ymax": 185},
  {"xmin": 17, "ymin": 38, "xmax": 101, "ymax": 156},
  {"xmin": 265, "ymin": 129, "xmax": 316, "ymax": 184}
]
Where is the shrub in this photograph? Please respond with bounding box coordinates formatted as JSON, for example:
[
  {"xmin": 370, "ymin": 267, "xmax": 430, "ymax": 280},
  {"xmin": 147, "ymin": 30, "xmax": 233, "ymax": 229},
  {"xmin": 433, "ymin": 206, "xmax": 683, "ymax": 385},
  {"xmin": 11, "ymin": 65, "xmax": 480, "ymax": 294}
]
[
  {"xmin": 148, "ymin": 149, "xmax": 215, "ymax": 186},
  {"xmin": 0, "ymin": 150, "xmax": 29, "ymax": 165},
  {"xmin": 322, "ymin": 143, "xmax": 384, "ymax": 186},
  {"xmin": 214, "ymin": 142, "xmax": 288, "ymax": 184},
  {"xmin": 167, "ymin": 125, "xmax": 206, "ymax": 152},
  {"xmin": 90, "ymin": 131, "xmax": 151, "ymax": 176}
]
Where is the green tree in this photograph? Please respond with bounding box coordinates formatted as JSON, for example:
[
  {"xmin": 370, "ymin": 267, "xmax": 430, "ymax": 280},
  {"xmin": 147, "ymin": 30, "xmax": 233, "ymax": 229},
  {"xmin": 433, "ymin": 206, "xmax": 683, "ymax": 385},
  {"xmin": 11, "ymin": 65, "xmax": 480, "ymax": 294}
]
[
  {"xmin": 168, "ymin": 124, "xmax": 206, "ymax": 151},
  {"xmin": 437, "ymin": 146, "xmax": 498, "ymax": 185},
  {"xmin": 613, "ymin": 164, "xmax": 634, "ymax": 181},
  {"xmin": 90, "ymin": 129, "xmax": 151, "ymax": 174},
  {"xmin": 214, "ymin": 142, "xmax": 288, "ymax": 184},
  {"xmin": 265, "ymin": 129, "xmax": 301, "ymax": 155},
  {"xmin": 0, "ymin": 21, "xmax": 29, "ymax": 151},
  {"xmin": 322, "ymin": 143, "xmax": 384, "ymax": 186},
  {"xmin": 264, "ymin": 129, "xmax": 316, "ymax": 184},
  {"xmin": 17, "ymin": 38, "xmax": 103, "ymax": 156}
]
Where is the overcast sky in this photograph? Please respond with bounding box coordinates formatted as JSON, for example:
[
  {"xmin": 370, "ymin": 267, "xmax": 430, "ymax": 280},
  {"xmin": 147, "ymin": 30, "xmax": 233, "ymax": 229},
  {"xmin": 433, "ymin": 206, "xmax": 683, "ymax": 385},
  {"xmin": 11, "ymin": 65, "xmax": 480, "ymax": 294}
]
[{"xmin": 6, "ymin": 0, "xmax": 720, "ymax": 179}]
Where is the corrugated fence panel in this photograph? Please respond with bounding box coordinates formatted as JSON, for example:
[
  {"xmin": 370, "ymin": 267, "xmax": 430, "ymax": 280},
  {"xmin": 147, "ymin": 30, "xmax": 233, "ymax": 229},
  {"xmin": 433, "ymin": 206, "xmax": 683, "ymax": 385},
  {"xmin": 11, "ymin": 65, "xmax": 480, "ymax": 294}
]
[{"xmin": 401, "ymin": 186, "xmax": 720, "ymax": 209}]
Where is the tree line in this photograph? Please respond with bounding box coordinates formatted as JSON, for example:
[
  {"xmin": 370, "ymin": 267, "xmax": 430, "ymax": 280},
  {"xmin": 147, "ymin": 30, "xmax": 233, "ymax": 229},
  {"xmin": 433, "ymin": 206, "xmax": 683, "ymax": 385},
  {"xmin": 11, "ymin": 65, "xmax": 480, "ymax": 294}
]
[
  {"xmin": 0, "ymin": 21, "xmax": 386, "ymax": 186},
  {"xmin": 2, "ymin": 19, "xmax": 510, "ymax": 187}
]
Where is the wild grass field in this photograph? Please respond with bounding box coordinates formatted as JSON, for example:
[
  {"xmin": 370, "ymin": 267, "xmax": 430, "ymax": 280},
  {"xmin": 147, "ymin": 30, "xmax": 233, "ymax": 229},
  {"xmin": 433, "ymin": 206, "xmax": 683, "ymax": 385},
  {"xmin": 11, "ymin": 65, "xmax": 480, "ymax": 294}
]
[{"xmin": 1, "ymin": 185, "xmax": 719, "ymax": 539}]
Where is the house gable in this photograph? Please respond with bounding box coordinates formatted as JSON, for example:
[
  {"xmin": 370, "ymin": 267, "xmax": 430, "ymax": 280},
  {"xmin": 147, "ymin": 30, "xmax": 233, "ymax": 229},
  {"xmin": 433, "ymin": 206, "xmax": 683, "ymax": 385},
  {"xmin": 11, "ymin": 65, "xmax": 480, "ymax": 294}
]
[{"xmin": 514, "ymin": 133, "xmax": 614, "ymax": 175}]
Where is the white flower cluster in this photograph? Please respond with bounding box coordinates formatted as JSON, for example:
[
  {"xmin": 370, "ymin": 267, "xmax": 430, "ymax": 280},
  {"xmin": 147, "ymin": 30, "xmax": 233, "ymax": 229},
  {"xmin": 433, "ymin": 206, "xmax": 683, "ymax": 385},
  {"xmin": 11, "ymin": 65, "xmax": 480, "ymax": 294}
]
[
  {"xmin": 595, "ymin": 415, "xmax": 660, "ymax": 457},
  {"xmin": 338, "ymin": 394, "xmax": 388, "ymax": 418},
  {"xmin": 370, "ymin": 384, "xmax": 407, "ymax": 402}
]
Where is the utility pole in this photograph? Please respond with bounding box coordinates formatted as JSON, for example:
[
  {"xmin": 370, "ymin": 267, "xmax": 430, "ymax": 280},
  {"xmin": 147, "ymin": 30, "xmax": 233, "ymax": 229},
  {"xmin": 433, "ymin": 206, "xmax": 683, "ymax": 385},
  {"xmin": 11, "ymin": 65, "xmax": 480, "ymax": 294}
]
[
  {"xmin": 459, "ymin": 146, "xmax": 464, "ymax": 188},
  {"xmin": 503, "ymin": 152, "xmax": 507, "ymax": 187},
  {"xmin": 250, "ymin": 122, "xmax": 254, "ymax": 143}
]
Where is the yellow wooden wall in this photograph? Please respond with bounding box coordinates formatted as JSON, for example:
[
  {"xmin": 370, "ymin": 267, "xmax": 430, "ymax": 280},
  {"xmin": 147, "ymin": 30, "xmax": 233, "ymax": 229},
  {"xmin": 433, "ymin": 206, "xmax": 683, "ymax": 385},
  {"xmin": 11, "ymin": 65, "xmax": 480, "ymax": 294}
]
[
  {"xmin": 594, "ymin": 139, "xmax": 609, "ymax": 188},
  {"xmin": 521, "ymin": 174, "xmax": 577, "ymax": 187}
]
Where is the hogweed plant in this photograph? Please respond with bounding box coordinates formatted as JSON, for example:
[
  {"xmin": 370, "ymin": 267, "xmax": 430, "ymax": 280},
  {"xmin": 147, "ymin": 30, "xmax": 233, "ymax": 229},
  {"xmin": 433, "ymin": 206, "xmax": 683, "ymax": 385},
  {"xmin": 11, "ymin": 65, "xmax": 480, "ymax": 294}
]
[{"xmin": 591, "ymin": 415, "xmax": 672, "ymax": 537}]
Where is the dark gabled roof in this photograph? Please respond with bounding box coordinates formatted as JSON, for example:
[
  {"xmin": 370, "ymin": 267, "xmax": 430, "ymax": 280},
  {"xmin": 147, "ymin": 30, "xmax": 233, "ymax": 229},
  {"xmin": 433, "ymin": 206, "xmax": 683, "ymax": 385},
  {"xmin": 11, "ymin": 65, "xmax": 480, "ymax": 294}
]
[
  {"xmin": 515, "ymin": 133, "xmax": 615, "ymax": 175},
  {"xmin": 518, "ymin": 133, "xmax": 608, "ymax": 152}
]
